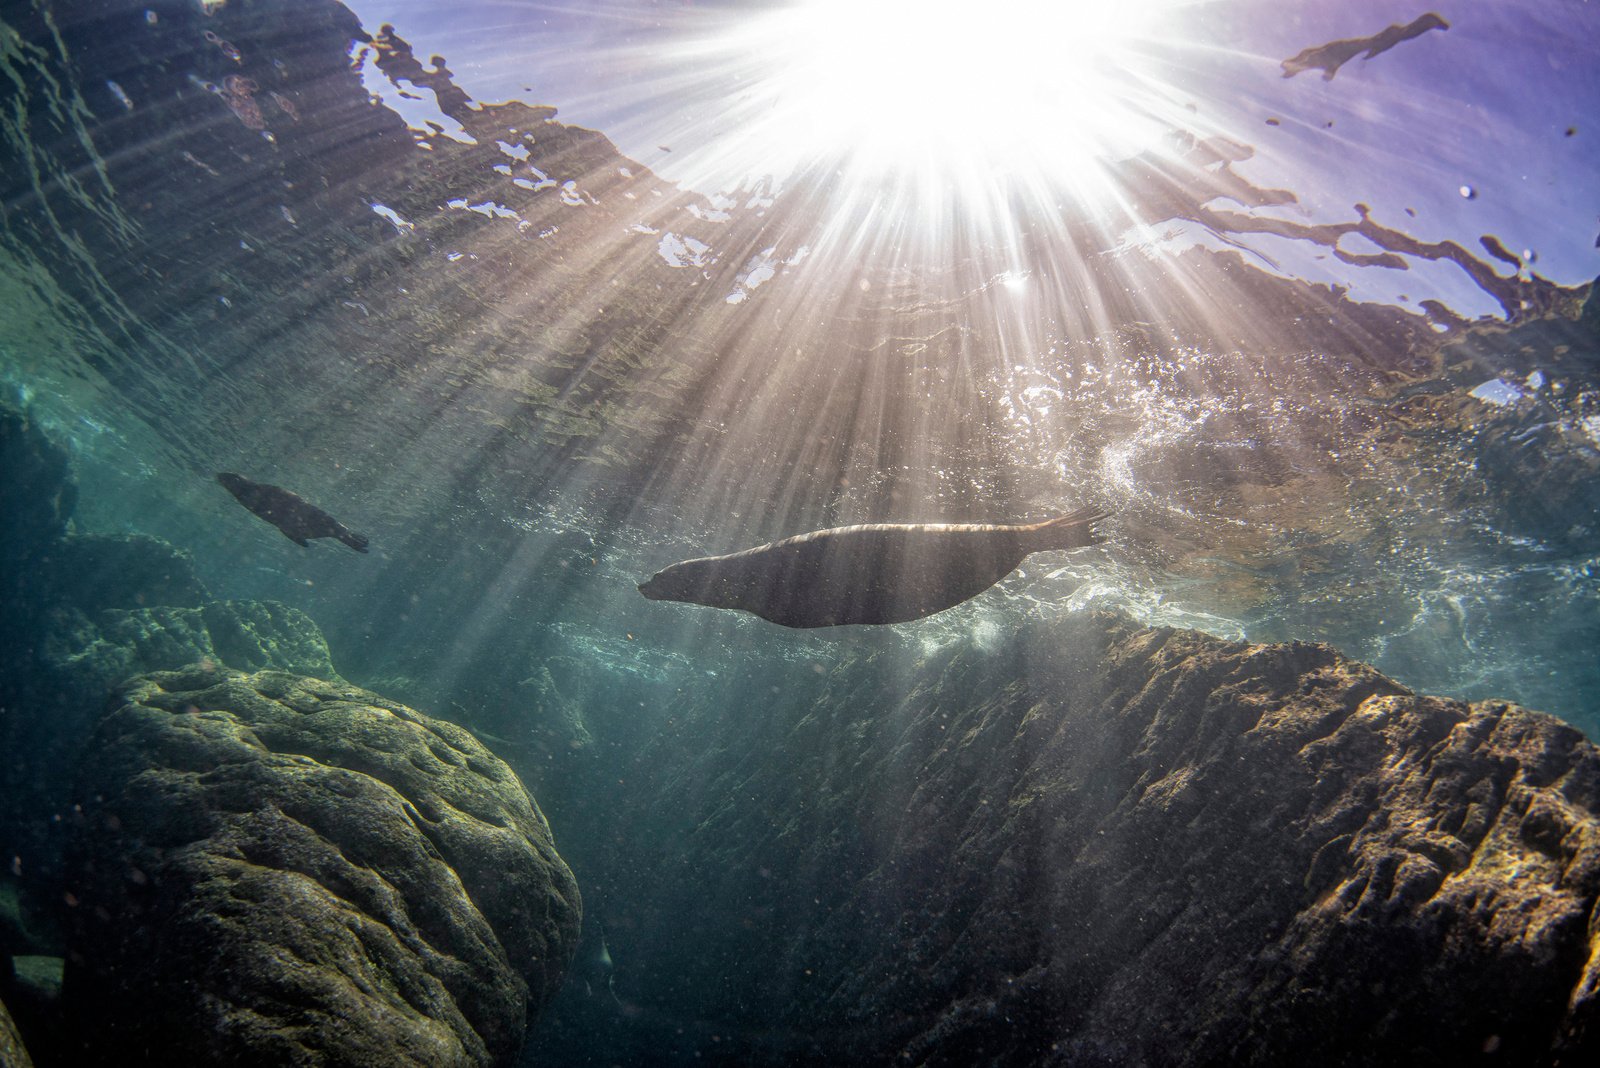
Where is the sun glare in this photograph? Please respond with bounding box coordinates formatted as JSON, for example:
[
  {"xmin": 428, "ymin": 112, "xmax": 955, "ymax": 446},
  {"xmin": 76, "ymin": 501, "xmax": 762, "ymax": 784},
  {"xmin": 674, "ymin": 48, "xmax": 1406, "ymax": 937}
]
[{"xmin": 709, "ymin": 0, "xmax": 1184, "ymax": 190}]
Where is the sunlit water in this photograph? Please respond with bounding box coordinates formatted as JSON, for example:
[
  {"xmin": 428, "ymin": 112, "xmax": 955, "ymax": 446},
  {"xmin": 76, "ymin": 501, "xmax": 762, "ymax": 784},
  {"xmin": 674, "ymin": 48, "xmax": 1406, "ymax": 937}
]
[{"xmin": 1, "ymin": 0, "xmax": 1597, "ymax": 1060}]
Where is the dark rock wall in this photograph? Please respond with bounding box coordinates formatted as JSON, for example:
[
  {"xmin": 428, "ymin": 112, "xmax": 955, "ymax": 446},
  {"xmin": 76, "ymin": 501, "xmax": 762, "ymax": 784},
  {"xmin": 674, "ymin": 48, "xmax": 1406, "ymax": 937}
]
[
  {"xmin": 555, "ymin": 613, "xmax": 1600, "ymax": 1066},
  {"xmin": 0, "ymin": 996, "xmax": 34, "ymax": 1068},
  {"xmin": 61, "ymin": 666, "xmax": 581, "ymax": 1067}
]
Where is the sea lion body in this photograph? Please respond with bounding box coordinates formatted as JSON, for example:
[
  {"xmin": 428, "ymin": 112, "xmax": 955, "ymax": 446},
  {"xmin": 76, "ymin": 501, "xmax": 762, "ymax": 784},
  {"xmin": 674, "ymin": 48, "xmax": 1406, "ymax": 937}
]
[
  {"xmin": 217, "ymin": 472, "xmax": 368, "ymax": 552},
  {"xmin": 638, "ymin": 508, "xmax": 1107, "ymax": 628}
]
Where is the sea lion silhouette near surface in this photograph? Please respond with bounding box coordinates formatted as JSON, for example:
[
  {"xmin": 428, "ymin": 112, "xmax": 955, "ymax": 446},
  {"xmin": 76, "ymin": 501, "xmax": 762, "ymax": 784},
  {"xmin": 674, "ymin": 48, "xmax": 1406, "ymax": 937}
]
[
  {"xmin": 216, "ymin": 472, "xmax": 368, "ymax": 552},
  {"xmin": 638, "ymin": 507, "xmax": 1108, "ymax": 628}
]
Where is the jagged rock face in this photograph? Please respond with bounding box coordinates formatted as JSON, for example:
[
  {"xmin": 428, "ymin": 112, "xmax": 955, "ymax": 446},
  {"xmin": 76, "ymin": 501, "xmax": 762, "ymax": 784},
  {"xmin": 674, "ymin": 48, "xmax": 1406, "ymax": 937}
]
[
  {"xmin": 581, "ymin": 612, "xmax": 1599, "ymax": 1066},
  {"xmin": 61, "ymin": 666, "xmax": 581, "ymax": 1067},
  {"xmin": 0, "ymin": 996, "xmax": 34, "ymax": 1068}
]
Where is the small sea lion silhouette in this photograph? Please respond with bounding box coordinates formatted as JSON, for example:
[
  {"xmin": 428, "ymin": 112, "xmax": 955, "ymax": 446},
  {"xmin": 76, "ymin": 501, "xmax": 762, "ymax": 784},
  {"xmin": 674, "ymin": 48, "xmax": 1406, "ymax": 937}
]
[
  {"xmin": 216, "ymin": 472, "xmax": 368, "ymax": 552},
  {"xmin": 1280, "ymin": 12, "xmax": 1449, "ymax": 81},
  {"xmin": 638, "ymin": 508, "xmax": 1108, "ymax": 628}
]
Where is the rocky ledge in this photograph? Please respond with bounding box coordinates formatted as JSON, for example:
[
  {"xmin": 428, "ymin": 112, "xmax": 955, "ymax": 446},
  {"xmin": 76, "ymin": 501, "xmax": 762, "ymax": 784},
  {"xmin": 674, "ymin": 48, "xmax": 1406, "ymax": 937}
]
[
  {"xmin": 60, "ymin": 666, "xmax": 581, "ymax": 1067},
  {"xmin": 572, "ymin": 611, "xmax": 1600, "ymax": 1066},
  {"xmin": 0, "ymin": 997, "xmax": 33, "ymax": 1068}
]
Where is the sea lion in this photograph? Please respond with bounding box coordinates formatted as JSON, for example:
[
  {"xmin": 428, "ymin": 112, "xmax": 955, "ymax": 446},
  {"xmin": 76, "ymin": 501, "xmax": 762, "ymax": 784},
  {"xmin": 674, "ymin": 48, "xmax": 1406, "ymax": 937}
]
[
  {"xmin": 1280, "ymin": 12, "xmax": 1449, "ymax": 81},
  {"xmin": 216, "ymin": 472, "xmax": 368, "ymax": 552},
  {"xmin": 638, "ymin": 507, "xmax": 1108, "ymax": 628}
]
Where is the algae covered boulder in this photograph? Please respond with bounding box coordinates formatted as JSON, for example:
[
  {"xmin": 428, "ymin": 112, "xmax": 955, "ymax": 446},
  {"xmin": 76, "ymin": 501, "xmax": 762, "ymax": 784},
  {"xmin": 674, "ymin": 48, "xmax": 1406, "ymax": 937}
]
[
  {"xmin": 3, "ymin": 599, "xmax": 342, "ymax": 883},
  {"xmin": 61, "ymin": 666, "xmax": 581, "ymax": 1066},
  {"xmin": 43, "ymin": 599, "xmax": 340, "ymax": 693}
]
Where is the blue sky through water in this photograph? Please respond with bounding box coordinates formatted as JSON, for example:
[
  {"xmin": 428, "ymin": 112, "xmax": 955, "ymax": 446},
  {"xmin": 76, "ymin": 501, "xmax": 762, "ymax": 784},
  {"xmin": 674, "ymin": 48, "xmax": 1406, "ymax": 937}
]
[{"xmin": 342, "ymin": 0, "xmax": 1599, "ymax": 319}]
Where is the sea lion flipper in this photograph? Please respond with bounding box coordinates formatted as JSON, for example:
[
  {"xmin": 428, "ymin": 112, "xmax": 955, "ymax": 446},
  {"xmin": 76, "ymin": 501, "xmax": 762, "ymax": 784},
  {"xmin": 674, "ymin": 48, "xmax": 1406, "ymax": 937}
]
[
  {"xmin": 1026, "ymin": 508, "xmax": 1110, "ymax": 553},
  {"xmin": 336, "ymin": 526, "xmax": 370, "ymax": 553}
]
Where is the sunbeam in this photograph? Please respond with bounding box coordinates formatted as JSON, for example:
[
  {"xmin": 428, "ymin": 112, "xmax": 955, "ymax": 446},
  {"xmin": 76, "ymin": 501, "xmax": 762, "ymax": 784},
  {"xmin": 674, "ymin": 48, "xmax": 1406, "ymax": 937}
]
[
  {"xmin": 678, "ymin": 0, "xmax": 1197, "ymax": 213},
  {"xmin": 4, "ymin": 2, "xmax": 1600, "ymax": 1062}
]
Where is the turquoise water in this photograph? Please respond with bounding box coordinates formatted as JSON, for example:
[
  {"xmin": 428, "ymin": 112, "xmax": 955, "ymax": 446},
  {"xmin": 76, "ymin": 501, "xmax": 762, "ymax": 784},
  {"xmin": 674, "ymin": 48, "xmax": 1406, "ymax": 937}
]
[{"xmin": 2, "ymin": 1, "xmax": 1597, "ymax": 1063}]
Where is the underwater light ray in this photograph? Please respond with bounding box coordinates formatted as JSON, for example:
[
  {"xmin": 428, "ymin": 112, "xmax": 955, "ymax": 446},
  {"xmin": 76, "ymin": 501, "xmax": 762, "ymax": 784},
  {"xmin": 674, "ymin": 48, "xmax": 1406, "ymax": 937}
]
[
  {"xmin": 589, "ymin": 0, "xmax": 1205, "ymax": 215},
  {"xmin": 320, "ymin": 0, "xmax": 1591, "ymax": 661}
]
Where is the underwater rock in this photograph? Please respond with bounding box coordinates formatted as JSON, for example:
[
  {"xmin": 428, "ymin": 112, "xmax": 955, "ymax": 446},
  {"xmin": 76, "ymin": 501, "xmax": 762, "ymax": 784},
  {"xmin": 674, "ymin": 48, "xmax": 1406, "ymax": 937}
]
[
  {"xmin": 0, "ymin": 881, "xmax": 42, "ymax": 962},
  {"xmin": 42, "ymin": 599, "xmax": 339, "ymax": 694},
  {"xmin": 33, "ymin": 532, "xmax": 209, "ymax": 612},
  {"xmin": 61, "ymin": 666, "xmax": 581, "ymax": 1066},
  {"xmin": 0, "ymin": 406, "xmax": 77, "ymax": 572},
  {"xmin": 0, "ymin": 996, "xmax": 34, "ymax": 1068},
  {"xmin": 1, "ymin": 596, "xmax": 349, "ymax": 927},
  {"xmin": 1, "ymin": 956, "xmax": 61, "ymax": 1066},
  {"xmin": 0, "ymin": 597, "xmax": 347, "ymax": 1055},
  {"xmin": 576, "ymin": 612, "xmax": 1600, "ymax": 1066},
  {"xmin": 5, "ymin": 599, "xmax": 336, "ymax": 842},
  {"xmin": 0, "ymin": 406, "xmax": 79, "ymax": 629},
  {"xmin": 0, "ymin": 410, "xmax": 202, "ymax": 619},
  {"xmin": 8, "ymin": 597, "xmax": 336, "ymax": 831},
  {"xmin": 518, "ymin": 665, "xmax": 595, "ymax": 753}
]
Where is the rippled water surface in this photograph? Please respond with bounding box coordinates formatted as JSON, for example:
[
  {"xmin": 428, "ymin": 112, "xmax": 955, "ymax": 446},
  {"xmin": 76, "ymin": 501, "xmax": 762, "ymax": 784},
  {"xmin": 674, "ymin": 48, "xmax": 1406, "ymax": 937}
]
[
  {"xmin": 5, "ymin": 0, "xmax": 1595, "ymax": 721},
  {"xmin": 1, "ymin": 0, "xmax": 1597, "ymax": 1059}
]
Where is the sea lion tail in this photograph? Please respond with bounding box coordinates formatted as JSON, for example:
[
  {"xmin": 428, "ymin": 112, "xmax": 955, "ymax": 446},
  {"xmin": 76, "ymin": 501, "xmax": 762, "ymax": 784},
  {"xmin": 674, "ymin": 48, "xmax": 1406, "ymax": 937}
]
[
  {"xmin": 1026, "ymin": 508, "xmax": 1110, "ymax": 552},
  {"xmin": 336, "ymin": 526, "xmax": 370, "ymax": 553}
]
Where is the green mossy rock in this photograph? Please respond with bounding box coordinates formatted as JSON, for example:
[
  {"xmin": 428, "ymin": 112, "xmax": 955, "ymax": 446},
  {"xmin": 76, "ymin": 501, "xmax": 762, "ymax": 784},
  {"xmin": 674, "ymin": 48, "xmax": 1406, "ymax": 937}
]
[
  {"xmin": 5, "ymin": 599, "xmax": 345, "ymax": 898},
  {"xmin": 62, "ymin": 666, "xmax": 581, "ymax": 1066},
  {"xmin": 44, "ymin": 599, "xmax": 338, "ymax": 687}
]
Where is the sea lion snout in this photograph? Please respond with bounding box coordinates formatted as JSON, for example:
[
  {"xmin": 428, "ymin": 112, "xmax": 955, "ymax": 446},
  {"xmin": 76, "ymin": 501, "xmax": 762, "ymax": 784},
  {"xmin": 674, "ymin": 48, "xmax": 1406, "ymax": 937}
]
[{"xmin": 639, "ymin": 562, "xmax": 721, "ymax": 605}]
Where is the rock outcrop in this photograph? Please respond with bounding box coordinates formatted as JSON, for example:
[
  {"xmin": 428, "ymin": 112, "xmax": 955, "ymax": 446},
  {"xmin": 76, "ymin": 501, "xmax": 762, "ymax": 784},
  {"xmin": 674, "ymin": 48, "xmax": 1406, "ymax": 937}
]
[
  {"xmin": 0, "ymin": 407, "xmax": 76, "ymax": 589},
  {"xmin": 31, "ymin": 532, "xmax": 209, "ymax": 614},
  {"xmin": 3, "ymin": 596, "xmax": 340, "ymax": 889},
  {"xmin": 0, "ymin": 996, "xmax": 34, "ymax": 1068},
  {"xmin": 550, "ymin": 612, "xmax": 1600, "ymax": 1066},
  {"xmin": 62, "ymin": 666, "xmax": 581, "ymax": 1066},
  {"xmin": 43, "ymin": 598, "xmax": 340, "ymax": 690}
]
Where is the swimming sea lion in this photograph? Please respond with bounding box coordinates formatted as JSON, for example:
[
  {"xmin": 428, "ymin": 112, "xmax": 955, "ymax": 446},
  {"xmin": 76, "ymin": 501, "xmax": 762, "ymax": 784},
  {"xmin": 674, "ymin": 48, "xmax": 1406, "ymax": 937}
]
[
  {"xmin": 1280, "ymin": 12, "xmax": 1448, "ymax": 81},
  {"xmin": 216, "ymin": 472, "xmax": 368, "ymax": 552},
  {"xmin": 638, "ymin": 507, "xmax": 1108, "ymax": 628}
]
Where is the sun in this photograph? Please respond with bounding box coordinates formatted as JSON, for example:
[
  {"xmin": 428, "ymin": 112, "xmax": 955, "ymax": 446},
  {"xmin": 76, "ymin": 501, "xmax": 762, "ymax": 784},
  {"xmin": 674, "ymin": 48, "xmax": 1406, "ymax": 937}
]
[{"xmin": 699, "ymin": 0, "xmax": 1185, "ymax": 192}]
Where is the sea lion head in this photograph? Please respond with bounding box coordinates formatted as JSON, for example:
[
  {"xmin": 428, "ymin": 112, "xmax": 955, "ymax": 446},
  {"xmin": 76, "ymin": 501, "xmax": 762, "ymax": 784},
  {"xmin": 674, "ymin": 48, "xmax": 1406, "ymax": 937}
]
[
  {"xmin": 637, "ymin": 557, "xmax": 739, "ymax": 609},
  {"xmin": 216, "ymin": 472, "xmax": 247, "ymax": 493}
]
